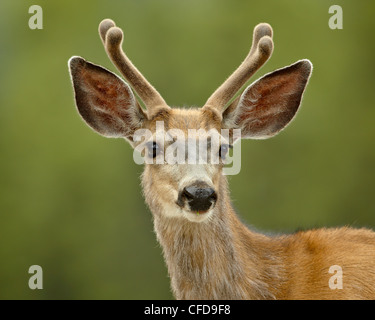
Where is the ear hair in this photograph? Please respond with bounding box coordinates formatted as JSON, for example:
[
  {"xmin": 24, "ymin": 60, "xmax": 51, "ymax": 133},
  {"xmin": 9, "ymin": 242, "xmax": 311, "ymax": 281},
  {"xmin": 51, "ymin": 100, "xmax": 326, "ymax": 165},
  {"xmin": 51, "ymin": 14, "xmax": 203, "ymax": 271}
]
[
  {"xmin": 68, "ymin": 56, "xmax": 147, "ymax": 143},
  {"xmin": 223, "ymin": 59, "xmax": 312, "ymax": 140}
]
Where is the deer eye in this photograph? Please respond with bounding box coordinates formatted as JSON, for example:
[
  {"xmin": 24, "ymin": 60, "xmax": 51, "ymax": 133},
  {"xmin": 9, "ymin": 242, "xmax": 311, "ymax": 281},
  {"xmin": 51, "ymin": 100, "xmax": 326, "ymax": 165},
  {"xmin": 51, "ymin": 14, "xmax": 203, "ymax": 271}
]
[
  {"xmin": 219, "ymin": 144, "xmax": 232, "ymax": 159},
  {"xmin": 146, "ymin": 142, "xmax": 162, "ymax": 158}
]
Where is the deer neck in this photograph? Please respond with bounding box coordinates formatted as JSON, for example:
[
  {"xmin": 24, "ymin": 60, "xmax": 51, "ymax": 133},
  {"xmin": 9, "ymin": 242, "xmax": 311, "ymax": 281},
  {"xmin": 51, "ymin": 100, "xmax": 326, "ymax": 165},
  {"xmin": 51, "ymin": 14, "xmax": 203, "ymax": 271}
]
[{"xmin": 143, "ymin": 173, "xmax": 284, "ymax": 299}]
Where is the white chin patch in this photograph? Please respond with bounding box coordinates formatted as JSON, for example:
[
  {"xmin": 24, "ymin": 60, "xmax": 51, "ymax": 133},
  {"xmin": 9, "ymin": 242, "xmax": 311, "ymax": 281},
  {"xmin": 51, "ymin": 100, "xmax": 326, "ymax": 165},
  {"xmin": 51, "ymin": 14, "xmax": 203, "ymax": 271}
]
[
  {"xmin": 160, "ymin": 203, "xmax": 213, "ymax": 223},
  {"xmin": 182, "ymin": 209, "xmax": 213, "ymax": 223},
  {"xmin": 162, "ymin": 198, "xmax": 213, "ymax": 222}
]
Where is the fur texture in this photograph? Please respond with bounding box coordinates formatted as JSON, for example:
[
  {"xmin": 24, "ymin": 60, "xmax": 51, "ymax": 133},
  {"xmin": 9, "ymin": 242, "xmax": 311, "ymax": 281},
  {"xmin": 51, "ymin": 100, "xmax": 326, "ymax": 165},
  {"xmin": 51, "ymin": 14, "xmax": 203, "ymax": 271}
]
[
  {"xmin": 144, "ymin": 170, "xmax": 375, "ymax": 300},
  {"xmin": 68, "ymin": 19, "xmax": 375, "ymax": 300}
]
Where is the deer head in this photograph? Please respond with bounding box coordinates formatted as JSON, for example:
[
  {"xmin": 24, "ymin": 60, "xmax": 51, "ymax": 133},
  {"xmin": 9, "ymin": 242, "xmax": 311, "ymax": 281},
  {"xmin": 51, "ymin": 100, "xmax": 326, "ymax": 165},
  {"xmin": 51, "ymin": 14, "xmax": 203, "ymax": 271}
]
[{"xmin": 68, "ymin": 19, "xmax": 312, "ymax": 223}]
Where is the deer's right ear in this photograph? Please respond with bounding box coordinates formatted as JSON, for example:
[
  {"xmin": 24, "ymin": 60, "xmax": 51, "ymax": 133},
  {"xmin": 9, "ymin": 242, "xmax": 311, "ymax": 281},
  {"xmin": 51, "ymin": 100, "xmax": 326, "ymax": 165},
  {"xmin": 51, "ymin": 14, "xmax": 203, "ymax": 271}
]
[{"xmin": 68, "ymin": 56, "xmax": 147, "ymax": 143}]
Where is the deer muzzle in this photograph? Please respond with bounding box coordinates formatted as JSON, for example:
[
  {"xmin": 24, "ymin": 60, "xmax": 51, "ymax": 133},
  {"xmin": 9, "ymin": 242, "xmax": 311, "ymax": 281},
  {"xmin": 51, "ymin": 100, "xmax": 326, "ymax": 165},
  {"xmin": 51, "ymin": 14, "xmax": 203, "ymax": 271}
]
[{"xmin": 177, "ymin": 181, "xmax": 217, "ymax": 213}]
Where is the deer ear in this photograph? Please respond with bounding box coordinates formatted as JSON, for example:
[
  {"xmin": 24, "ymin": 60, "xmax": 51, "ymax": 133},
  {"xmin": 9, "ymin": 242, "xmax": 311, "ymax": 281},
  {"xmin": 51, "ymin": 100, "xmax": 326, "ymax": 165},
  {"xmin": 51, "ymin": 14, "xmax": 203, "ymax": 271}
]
[
  {"xmin": 68, "ymin": 56, "xmax": 147, "ymax": 142},
  {"xmin": 223, "ymin": 60, "xmax": 312, "ymax": 139}
]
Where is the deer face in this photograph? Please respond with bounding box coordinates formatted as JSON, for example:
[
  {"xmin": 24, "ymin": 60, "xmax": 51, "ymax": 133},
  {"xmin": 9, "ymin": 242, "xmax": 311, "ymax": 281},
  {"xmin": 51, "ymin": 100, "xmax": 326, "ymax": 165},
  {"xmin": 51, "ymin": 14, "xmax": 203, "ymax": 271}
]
[
  {"xmin": 68, "ymin": 19, "xmax": 312, "ymax": 223},
  {"xmin": 139, "ymin": 107, "xmax": 226, "ymax": 222}
]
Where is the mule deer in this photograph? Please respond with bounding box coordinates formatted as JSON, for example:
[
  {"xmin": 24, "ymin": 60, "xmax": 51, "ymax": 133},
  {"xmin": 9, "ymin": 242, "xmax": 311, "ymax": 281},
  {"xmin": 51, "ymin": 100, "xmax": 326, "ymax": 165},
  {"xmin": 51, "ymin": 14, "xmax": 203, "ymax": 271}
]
[{"xmin": 68, "ymin": 19, "xmax": 375, "ymax": 299}]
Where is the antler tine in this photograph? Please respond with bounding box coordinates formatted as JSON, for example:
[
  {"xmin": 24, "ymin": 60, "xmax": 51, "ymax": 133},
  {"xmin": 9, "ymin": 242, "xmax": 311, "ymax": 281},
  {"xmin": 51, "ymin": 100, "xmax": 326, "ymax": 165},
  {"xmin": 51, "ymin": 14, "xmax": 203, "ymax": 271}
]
[
  {"xmin": 204, "ymin": 23, "xmax": 274, "ymax": 113},
  {"xmin": 99, "ymin": 19, "xmax": 116, "ymax": 45},
  {"xmin": 98, "ymin": 19, "xmax": 169, "ymax": 112}
]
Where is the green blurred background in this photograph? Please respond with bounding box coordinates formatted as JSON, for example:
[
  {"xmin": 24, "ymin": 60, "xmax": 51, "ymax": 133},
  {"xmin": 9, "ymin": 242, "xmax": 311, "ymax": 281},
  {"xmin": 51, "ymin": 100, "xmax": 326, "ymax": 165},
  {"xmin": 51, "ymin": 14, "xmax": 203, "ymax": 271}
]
[{"xmin": 0, "ymin": 0, "xmax": 374, "ymax": 299}]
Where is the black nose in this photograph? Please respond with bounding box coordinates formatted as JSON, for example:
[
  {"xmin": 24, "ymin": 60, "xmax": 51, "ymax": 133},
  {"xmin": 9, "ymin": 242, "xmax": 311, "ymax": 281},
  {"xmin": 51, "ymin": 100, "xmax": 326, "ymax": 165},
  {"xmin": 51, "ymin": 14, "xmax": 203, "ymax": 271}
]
[{"xmin": 181, "ymin": 184, "xmax": 217, "ymax": 212}]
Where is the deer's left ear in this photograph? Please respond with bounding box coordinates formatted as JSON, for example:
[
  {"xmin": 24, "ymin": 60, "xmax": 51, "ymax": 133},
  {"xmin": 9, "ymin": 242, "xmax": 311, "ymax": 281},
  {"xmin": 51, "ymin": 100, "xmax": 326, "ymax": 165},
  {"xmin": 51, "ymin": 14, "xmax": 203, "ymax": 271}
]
[{"xmin": 223, "ymin": 59, "xmax": 312, "ymax": 139}]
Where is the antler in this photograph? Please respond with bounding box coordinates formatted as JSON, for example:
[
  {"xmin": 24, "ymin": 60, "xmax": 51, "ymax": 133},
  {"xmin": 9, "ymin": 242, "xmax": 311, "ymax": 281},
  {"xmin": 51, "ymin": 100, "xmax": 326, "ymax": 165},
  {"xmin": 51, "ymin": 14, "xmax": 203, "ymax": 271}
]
[
  {"xmin": 99, "ymin": 19, "xmax": 169, "ymax": 112},
  {"xmin": 203, "ymin": 23, "xmax": 274, "ymax": 112}
]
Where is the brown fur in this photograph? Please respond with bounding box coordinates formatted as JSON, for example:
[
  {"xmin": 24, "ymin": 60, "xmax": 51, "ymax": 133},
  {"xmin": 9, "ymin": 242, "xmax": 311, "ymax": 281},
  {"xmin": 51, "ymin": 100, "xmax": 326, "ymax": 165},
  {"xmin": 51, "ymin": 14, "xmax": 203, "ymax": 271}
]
[
  {"xmin": 140, "ymin": 110, "xmax": 375, "ymax": 300},
  {"xmin": 144, "ymin": 157, "xmax": 375, "ymax": 300},
  {"xmin": 69, "ymin": 19, "xmax": 375, "ymax": 300}
]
